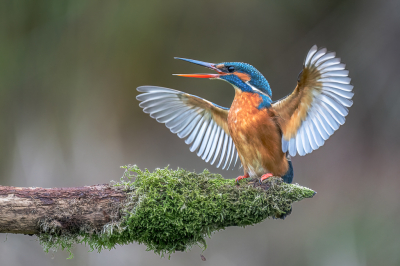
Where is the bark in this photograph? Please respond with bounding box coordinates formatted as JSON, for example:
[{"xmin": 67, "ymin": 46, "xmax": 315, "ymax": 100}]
[{"xmin": 0, "ymin": 185, "xmax": 126, "ymax": 235}]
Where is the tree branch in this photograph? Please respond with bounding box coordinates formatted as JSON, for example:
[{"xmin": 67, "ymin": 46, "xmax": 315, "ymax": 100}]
[
  {"xmin": 0, "ymin": 185, "xmax": 126, "ymax": 235},
  {"xmin": 0, "ymin": 166, "xmax": 316, "ymax": 257}
]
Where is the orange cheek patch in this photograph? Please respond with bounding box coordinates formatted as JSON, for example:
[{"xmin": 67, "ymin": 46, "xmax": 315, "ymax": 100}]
[{"xmin": 234, "ymin": 72, "xmax": 251, "ymax": 82}]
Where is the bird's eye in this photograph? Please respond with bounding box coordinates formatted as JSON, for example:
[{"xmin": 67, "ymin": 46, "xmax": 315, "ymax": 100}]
[{"xmin": 227, "ymin": 66, "xmax": 235, "ymax": 73}]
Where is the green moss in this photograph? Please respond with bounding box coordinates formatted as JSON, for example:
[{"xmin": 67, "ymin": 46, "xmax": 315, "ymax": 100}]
[{"xmin": 38, "ymin": 165, "xmax": 315, "ymax": 258}]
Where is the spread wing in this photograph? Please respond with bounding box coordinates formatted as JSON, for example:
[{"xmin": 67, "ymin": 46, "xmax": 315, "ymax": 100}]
[
  {"xmin": 136, "ymin": 86, "xmax": 239, "ymax": 169},
  {"xmin": 273, "ymin": 45, "xmax": 354, "ymax": 156}
]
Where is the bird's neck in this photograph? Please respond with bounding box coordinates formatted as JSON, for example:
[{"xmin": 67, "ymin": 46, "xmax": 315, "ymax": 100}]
[
  {"xmin": 244, "ymin": 82, "xmax": 272, "ymax": 109},
  {"xmin": 233, "ymin": 88, "xmax": 272, "ymax": 110}
]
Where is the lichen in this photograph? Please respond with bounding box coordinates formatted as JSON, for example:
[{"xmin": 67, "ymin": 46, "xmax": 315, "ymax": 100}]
[{"xmin": 37, "ymin": 165, "xmax": 315, "ymax": 258}]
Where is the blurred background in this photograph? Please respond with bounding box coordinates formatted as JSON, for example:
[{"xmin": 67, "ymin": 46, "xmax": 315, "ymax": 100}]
[{"xmin": 1, "ymin": 0, "xmax": 400, "ymax": 265}]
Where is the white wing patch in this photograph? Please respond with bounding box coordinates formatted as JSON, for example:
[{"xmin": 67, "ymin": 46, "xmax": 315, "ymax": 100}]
[
  {"xmin": 137, "ymin": 86, "xmax": 239, "ymax": 170},
  {"xmin": 282, "ymin": 45, "xmax": 354, "ymax": 156}
]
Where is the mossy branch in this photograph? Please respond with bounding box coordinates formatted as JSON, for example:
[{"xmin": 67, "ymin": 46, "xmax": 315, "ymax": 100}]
[{"xmin": 0, "ymin": 165, "xmax": 315, "ymax": 258}]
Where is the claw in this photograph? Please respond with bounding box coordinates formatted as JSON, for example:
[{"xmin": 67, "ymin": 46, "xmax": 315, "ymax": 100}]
[
  {"xmin": 235, "ymin": 173, "xmax": 249, "ymax": 183},
  {"xmin": 259, "ymin": 173, "xmax": 273, "ymax": 183}
]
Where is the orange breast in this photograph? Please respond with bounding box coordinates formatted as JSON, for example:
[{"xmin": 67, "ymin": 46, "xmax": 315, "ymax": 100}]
[{"xmin": 228, "ymin": 91, "xmax": 288, "ymax": 177}]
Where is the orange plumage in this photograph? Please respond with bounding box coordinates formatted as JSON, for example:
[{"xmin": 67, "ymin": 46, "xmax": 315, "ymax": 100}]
[{"xmin": 228, "ymin": 90, "xmax": 288, "ymax": 177}]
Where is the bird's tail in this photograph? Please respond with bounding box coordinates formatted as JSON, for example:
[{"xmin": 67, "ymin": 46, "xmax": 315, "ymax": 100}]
[{"xmin": 282, "ymin": 154, "xmax": 294, "ymax": 183}]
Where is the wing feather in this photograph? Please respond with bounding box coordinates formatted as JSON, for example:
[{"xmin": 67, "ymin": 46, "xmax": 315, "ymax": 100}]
[
  {"xmin": 202, "ymin": 121, "xmax": 218, "ymax": 160},
  {"xmin": 320, "ymin": 64, "xmax": 346, "ymax": 73},
  {"xmin": 167, "ymin": 109, "xmax": 197, "ymax": 130},
  {"xmin": 186, "ymin": 117, "xmax": 206, "ymax": 146},
  {"xmin": 274, "ymin": 45, "xmax": 354, "ymax": 156},
  {"xmin": 310, "ymin": 48, "xmax": 327, "ymax": 64},
  {"xmin": 137, "ymin": 86, "xmax": 239, "ymax": 169},
  {"xmin": 169, "ymin": 109, "xmax": 200, "ymax": 132},
  {"xmin": 315, "ymin": 52, "xmax": 336, "ymax": 66},
  {"xmin": 177, "ymin": 115, "xmax": 202, "ymax": 138},
  {"xmin": 211, "ymin": 129, "xmax": 225, "ymax": 165},
  {"xmin": 288, "ymin": 138, "xmax": 297, "ymax": 157},
  {"xmin": 156, "ymin": 108, "xmax": 187, "ymax": 123},
  {"xmin": 318, "ymin": 58, "xmax": 341, "ymax": 69},
  {"xmin": 304, "ymin": 45, "xmax": 318, "ymax": 66},
  {"xmin": 136, "ymin": 92, "xmax": 177, "ymax": 102},
  {"xmin": 321, "ymin": 70, "xmax": 349, "ymax": 77},
  {"xmin": 197, "ymin": 120, "xmax": 213, "ymax": 156},
  {"xmin": 190, "ymin": 118, "xmax": 210, "ymax": 151},
  {"xmin": 223, "ymin": 138, "xmax": 233, "ymax": 170},
  {"xmin": 296, "ymin": 131, "xmax": 305, "ymax": 156},
  {"xmin": 323, "ymin": 86, "xmax": 354, "ymax": 99},
  {"xmin": 304, "ymin": 121, "xmax": 317, "ymax": 150},
  {"xmin": 207, "ymin": 126, "xmax": 221, "ymax": 163},
  {"xmin": 227, "ymin": 143, "xmax": 236, "ymax": 170},
  {"xmin": 217, "ymin": 133, "xmax": 229, "ymax": 168},
  {"xmin": 322, "ymin": 90, "xmax": 353, "ymax": 107}
]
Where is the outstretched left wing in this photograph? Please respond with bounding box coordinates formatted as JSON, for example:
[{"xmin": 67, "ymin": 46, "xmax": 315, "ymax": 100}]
[
  {"xmin": 273, "ymin": 45, "xmax": 354, "ymax": 156},
  {"xmin": 136, "ymin": 86, "xmax": 239, "ymax": 169}
]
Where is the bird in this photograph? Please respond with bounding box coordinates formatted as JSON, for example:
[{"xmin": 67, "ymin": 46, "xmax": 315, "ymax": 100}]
[{"xmin": 136, "ymin": 45, "xmax": 353, "ymax": 184}]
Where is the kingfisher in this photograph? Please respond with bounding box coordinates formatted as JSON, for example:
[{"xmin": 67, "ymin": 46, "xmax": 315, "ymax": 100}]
[{"xmin": 136, "ymin": 45, "xmax": 353, "ymax": 183}]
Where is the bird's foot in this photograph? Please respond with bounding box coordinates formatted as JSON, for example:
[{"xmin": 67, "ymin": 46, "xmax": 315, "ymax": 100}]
[
  {"xmin": 260, "ymin": 173, "xmax": 273, "ymax": 183},
  {"xmin": 235, "ymin": 173, "xmax": 249, "ymax": 183}
]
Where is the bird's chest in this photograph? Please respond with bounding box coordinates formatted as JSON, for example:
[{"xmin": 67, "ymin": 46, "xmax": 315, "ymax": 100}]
[
  {"xmin": 228, "ymin": 92, "xmax": 270, "ymax": 135},
  {"xmin": 227, "ymin": 92, "xmax": 284, "ymax": 176}
]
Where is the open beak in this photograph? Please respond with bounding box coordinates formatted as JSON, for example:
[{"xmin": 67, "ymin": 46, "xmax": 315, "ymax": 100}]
[{"xmin": 173, "ymin": 57, "xmax": 224, "ymax": 78}]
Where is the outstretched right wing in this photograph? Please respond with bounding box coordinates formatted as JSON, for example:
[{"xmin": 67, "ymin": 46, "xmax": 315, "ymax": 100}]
[
  {"xmin": 273, "ymin": 45, "xmax": 354, "ymax": 156},
  {"xmin": 136, "ymin": 86, "xmax": 239, "ymax": 170}
]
